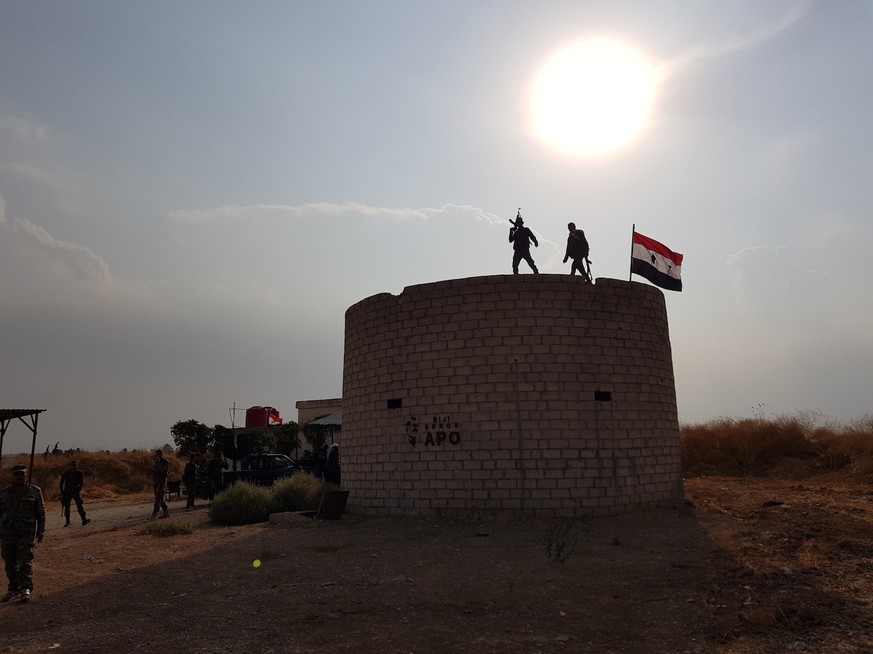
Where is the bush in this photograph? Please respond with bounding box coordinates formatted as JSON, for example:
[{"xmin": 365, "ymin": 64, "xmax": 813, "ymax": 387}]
[
  {"xmin": 271, "ymin": 473, "xmax": 325, "ymax": 513},
  {"xmin": 208, "ymin": 481, "xmax": 272, "ymax": 525}
]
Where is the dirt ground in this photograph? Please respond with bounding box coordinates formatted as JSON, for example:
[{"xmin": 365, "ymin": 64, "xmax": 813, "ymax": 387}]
[{"xmin": 2, "ymin": 477, "xmax": 873, "ymax": 654}]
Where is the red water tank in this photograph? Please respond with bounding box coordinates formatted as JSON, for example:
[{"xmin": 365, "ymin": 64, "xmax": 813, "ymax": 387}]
[
  {"xmin": 245, "ymin": 405, "xmax": 281, "ymax": 428},
  {"xmin": 245, "ymin": 406, "xmax": 267, "ymax": 428}
]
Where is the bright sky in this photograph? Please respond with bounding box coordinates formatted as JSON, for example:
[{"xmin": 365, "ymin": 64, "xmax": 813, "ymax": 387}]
[{"xmin": 2, "ymin": 1, "xmax": 871, "ymax": 452}]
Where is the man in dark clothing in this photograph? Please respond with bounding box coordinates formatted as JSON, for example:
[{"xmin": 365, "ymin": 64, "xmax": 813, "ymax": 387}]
[
  {"xmin": 563, "ymin": 222, "xmax": 591, "ymax": 281},
  {"xmin": 509, "ymin": 211, "xmax": 539, "ymax": 274},
  {"xmin": 0, "ymin": 464, "xmax": 46, "ymax": 603},
  {"xmin": 205, "ymin": 449, "xmax": 228, "ymax": 501},
  {"xmin": 150, "ymin": 450, "xmax": 170, "ymax": 521},
  {"xmin": 183, "ymin": 453, "xmax": 199, "ymax": 510},
  {"xmin": 59, "ymin": 460, "xmax": 90, "ymax": 527},
  {"xmin": 324, "ymin": 444, "xmax": 341, "ymax": 486}
]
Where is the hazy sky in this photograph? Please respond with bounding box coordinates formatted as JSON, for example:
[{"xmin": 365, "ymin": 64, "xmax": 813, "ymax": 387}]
[{"xmin": 2, "ymin": 1, "xmax": 871, "ymax": 452}]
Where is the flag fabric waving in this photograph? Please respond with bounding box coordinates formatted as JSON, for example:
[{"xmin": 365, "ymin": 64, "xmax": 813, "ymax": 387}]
[
  {"xmin": 630, "ymin": 230, "xmax": 683, "ymax": 292},
  {"xmin": 267, "ymin": 407, "xmax": 282, "ymax": 425}
]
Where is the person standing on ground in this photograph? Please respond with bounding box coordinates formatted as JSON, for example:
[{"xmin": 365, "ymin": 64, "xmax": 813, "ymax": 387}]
[
  {"xmin": 150, "ymin": 450, "xmax": 170, "ymax": 521},
  {"xmin": 59, "ymin": 460, "xmax": 90, "ymax": 527},
  {"xmin": 183, "ymin": 453, "xmax": 199, "ymax": 510},
  {"xmin": 0, "ymin": 464, "xmax": 46, "ymax": 603},
  {"xmin": 509, "ymin": 210, "xmax": 539, "ymax": 274},
  {"xmin": 205, "ymin": 449, "xmax": 228, "ymax": 502},
  {"xmin": 562, "ymin": 222, "xmax": 591, "ymax": 281},
  {"xmin": 324, "ymin": 444, "xmax": 341, "ymax": 486},
  {"xmin": 195, "ymin": 451, "xmax": 207, "ymax": 499}
]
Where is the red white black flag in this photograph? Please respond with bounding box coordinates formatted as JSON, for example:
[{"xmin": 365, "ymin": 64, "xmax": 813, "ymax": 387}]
[
  {"xmin": 631, "ymin": 231, "xmax": 683, "ymax": 292},
  {"xmin": 267, "ymin": 407, "xmax": 282, "ymax": 425}
]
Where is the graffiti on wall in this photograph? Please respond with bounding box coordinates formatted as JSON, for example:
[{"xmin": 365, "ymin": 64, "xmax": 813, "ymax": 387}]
[{"xmin": 405, "ymin": 415, "xmax": 461, "ymax": 448}]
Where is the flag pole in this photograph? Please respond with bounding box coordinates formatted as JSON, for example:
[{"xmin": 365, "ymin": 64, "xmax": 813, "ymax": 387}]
[{"xmin": 628, "ymin": 224, "xmax": 635, "ymax": 281}]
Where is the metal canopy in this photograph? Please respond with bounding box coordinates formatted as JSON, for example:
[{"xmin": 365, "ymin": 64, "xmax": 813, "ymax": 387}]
[
  {"xmin": 310, "ymin": 411, "xmax": 342, "ymax": 426},
  {"xmin": 0, "ymin": 409, "xmax": 46, "ymax": 483}
]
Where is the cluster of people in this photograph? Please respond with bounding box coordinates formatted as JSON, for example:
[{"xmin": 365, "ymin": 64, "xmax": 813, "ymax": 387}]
[
  {"xmin": 508, "ymin": 211, "xmax": 591, "ymax": 281},
  {"xmin": 152, "ymin": 447, "xmax": 228, "ymax": 518},
  {"xmin": 296, "ymin": 442, "xmax": 341, "ymax": 485}
]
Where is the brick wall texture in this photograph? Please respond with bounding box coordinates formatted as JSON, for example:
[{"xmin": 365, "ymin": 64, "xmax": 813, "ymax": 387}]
[{"xmin": 342, "ymin": 275, "xmax": 683, "ymax": 518}]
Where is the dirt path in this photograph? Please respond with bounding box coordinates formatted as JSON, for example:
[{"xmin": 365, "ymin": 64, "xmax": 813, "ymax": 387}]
[
  {"xmin": 44, "ymin": 493, "xmax": 157, "ymax": 536},
  {"xmin": 2, "ymin": 478, "xmax": 873, "ymax": 653}
]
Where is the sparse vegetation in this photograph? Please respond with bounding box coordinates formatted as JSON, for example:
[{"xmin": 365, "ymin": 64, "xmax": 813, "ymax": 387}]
[
  {"xmin": 270, "ymin": 473, "xmax": 324, "ymax": 513},
  {"xmin": 545, "ymin": 519, "xmax": 578, "ymax": 563},
  {"xmin": 141, "ymin": 521, "xmax": 195, "ymax": 537},
  {"xmin": 208, "ymin": 480, "xmax": 273, "ymax": 525},
  {"xmin": 681, "ymin": 413, "xmax": 873, "ymax": 479},
  {"xmin": 4, "ymin": 412, "xmax": 872, "ymax": 512},
  {"xmin": 208, "ymin": 474, "xmax": 329, "ymax": 525},
  {"xmin": 0, "ymin": 450, "xmax": 184, "ymax": 501}
]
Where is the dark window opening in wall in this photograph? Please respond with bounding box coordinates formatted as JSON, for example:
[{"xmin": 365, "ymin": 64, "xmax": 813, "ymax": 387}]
[
  {"xmin": 387, "ymin": 398, "xmax": 403, "ymax": 409},
  {"xmin": 594, "ymin": 390, "xmax": 612, "ymax": 402}
]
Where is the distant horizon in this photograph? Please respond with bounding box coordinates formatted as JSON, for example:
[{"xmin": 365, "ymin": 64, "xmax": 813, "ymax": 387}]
[{"xmin": 2, "ymin": 407, "xmax": 870, "ymax": 459}]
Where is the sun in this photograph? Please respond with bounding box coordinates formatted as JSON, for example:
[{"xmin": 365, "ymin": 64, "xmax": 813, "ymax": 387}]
[{"xmin": 530, "ymin": 38, "xmax": 660, "ymax": 156}]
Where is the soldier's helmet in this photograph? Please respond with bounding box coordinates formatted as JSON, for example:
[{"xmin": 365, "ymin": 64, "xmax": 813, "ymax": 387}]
[{"xmin": 11, "ymin": 464, "xmax": 27, "ymax": 474}]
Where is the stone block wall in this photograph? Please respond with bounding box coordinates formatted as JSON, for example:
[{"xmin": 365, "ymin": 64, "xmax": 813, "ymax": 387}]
[{"xmin": 342, "ymin": 275, "xmax": 683, "ymax": 518}]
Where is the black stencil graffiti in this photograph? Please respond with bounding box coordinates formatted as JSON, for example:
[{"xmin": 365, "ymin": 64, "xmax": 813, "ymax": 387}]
[{"xmin": 405, "ymin": 415, "xmax": 461, "ymax": 447}]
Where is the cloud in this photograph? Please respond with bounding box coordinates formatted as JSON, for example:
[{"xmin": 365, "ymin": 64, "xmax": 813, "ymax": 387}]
[
  {"xmin": 167, "ymin": 202, "xmax": 430, "ymax": 223},
  {"xmin": 167, "ymin": 201, "xmax": 511, "ymax": 227},
  {"xmin": 0, "ymin": 162, "xmax": 82, "ymax": 200},
  {"xmin": 727, "ymin": 244, "xmax": 828, "ymax": 298},
  {"xmin": 665, "ymin": 4, "xmax": 814, "ymax": 72},
  {"xmin": 0, "ymin": 115, "xmax": 49, "ymax": 142},
  {"xmin": 0, "ymin": 194, "xmax": 154, "ymax": 309}
]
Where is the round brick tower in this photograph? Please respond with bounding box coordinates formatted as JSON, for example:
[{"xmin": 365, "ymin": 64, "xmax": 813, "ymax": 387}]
[{"xmin": 342, "ymin": 275, "xmax": 683, "ymax": 518}]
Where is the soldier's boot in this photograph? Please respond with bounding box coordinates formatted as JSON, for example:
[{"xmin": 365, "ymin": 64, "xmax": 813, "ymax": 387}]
[
  {"xmin": 64, "ymin": 520, "xmax": 71, "ymax": 528},
  {"xmin": 1, "ymin": 590, "xmax": 19, "ymax": 603},
  {"xmin": 82, "ymin": 517, "xmax": 91, "ymax": 526},
  {"xmin": 19, "ymin": 589, "xmax": 30, "ymax": 603},
  {"xmin": 160, "ymin": 508, "xmax": 170, "ymax": 519},
  {"xmin": 149, "ymin": 511, "xmax": 158, "ymax": 521}
]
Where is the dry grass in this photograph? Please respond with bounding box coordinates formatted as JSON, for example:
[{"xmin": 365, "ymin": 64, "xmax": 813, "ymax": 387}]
[
  {"xmin": 1, "ymin": 450, "xmax": 184, "ymax": 500},
  {"xmin": 681, "ymin": 413, "xmax": 873, "ymax": 480},
  {"xmin": 3, "ymin": 413, "xmax": 872, "ymax": 501}
]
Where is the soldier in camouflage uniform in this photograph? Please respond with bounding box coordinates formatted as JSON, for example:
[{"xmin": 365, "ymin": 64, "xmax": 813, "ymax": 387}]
[
  {"xmin": 0, "ymin": 464, "xmax": 46, "ymax": 603},
  {"xmin": 150, "ymin": 449, "xmax": 170, "ymax": 521},
  {"xmin": 59, "ymin": 460, "xmax": 90, "ymax": 527}
]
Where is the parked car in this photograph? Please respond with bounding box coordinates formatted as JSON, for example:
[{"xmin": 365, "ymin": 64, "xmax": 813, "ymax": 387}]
[{"xmin": 221, "ymin": 453, "xmax": 299, "ymax": 489}]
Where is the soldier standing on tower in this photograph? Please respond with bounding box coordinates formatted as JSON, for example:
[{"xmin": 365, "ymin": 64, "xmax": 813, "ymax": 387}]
[{"xmin": 508, "ymin": 209, "xmax": 539, "ymax": 274}]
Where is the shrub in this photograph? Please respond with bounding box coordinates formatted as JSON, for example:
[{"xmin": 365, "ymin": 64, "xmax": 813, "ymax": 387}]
[
  {"xmin": 270, "ymin": 473, "xmax": 325, "ymax": 513},
  {"xmin": 208, "ymin": 481, "xmax": 272, "ymax": 525}
]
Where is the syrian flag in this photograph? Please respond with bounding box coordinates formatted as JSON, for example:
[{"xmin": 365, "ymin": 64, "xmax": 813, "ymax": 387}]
[
  {"xmin": 267, "ymin": 407, "xmax": 282, "ymax": 425},
  {"xmin": 631, "ymin": 230, "xmax": 683, "ymax": 292}
]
